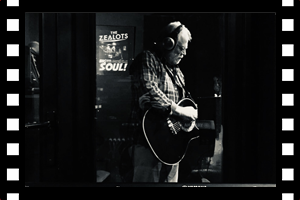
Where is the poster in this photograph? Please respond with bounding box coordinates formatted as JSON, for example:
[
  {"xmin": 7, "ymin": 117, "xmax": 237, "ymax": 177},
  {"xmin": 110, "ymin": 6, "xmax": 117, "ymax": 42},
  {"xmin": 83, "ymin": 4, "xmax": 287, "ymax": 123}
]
[{"xmin": 96, "ymin": 26, "xmax": 134, "ymax": 75}]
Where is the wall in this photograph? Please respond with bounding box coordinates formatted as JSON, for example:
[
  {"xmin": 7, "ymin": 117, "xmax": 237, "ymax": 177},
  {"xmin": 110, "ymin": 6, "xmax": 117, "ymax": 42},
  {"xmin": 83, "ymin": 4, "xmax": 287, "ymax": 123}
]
[
  {"xmin": 222, "ymin": 13, "xmax": 276, "ymax": 183},
  {"xmin": 25, "ymin": 13, "xmax": 147, "ymax": 183},
  {"xmin": 96, "ymin": 13, "xmax": 145, "ymax": 57},
  {"xmin": 25, "ymin": 13, "xmax": 39, "ymax": 45},
  {"xmin": 25, "ymin": 13, "xmax": 41, "ymax": 183},
  {"xmin": 95, "ymin": 13, "xmax": 146, "ymax": 182}
]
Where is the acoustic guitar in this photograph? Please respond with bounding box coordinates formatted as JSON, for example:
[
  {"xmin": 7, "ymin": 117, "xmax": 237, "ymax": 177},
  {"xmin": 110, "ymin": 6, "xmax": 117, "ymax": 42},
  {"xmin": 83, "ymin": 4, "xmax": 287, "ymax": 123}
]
[{"xmin": 142, "ymin": 98, "xmax": 206, "ymax": 165}]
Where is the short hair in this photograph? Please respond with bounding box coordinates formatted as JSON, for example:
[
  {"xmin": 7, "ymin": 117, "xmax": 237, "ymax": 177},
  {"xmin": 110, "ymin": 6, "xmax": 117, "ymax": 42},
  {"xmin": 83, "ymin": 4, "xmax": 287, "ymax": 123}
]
[{"xmin": 157, "ymin": 21, "xmax": 192, "ymax": 43}]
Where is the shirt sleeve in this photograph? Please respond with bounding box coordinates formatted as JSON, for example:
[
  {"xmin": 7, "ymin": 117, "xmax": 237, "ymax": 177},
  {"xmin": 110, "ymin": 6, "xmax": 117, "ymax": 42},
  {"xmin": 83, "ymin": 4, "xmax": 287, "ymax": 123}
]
[{"xmin": 139, "ymin": 51, "xmax": 173, "ymax": 112}]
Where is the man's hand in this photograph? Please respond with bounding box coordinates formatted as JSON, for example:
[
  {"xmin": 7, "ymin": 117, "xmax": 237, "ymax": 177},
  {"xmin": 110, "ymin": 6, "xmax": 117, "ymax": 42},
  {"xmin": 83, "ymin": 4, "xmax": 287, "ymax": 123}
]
[
  {"xmin": 139, "ymin": 93, "xmax": 151, "ymax": 110},
  {"xmin": 173, "ymin": 106, "xmax": 198, "ymax": 121}
]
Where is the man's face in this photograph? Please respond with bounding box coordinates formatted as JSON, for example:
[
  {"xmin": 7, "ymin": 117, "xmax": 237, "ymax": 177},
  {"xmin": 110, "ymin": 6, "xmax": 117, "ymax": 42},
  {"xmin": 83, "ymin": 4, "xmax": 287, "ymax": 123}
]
[{"xmin": 165, "ymin": 31, "xmax": 189, "ymax": 66}]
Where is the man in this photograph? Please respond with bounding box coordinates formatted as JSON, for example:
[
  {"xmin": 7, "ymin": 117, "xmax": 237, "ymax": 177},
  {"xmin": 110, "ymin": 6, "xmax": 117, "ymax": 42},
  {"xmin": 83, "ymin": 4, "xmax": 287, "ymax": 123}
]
[{"xmin": 129, "ymin": 21, "xmax": 197, "ymax": 182}]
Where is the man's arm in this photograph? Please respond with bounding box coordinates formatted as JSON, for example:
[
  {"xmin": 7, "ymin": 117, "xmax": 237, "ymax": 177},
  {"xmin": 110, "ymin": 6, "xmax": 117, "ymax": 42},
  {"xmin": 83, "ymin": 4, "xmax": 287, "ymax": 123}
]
[
  {"xmin": 139, "ymin": 51, "xmax": 174, "ymax": 112},
  {"xmin": 139, "ymin": 51, "xmax": 197, "ymax": 121},
  {"xmin": 170, "ymin": 102, "xmax": 198, "ymax": 121}
]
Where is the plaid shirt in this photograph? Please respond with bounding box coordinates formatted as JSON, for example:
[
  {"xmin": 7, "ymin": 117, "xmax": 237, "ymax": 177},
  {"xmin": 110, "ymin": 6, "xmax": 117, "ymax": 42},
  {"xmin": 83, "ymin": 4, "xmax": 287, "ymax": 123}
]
[{"xmin": 130, "ymin": 50, "xmax": 186, "ymax": 120}]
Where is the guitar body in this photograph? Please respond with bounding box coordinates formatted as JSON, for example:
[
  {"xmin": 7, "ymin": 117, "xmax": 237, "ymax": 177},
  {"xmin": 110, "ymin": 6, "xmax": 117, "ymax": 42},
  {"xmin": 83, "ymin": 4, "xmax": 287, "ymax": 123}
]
[{"xmin": 142, "ymin": 98, "xmax": 200, "ymax": 165}]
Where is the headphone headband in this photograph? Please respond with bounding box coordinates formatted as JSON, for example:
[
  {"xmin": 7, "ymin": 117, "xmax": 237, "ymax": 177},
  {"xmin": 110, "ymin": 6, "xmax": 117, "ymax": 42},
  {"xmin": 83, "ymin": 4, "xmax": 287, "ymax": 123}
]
[{"xmin": 168, "ymin": 24, "xmax": 183, "ymax": 39}]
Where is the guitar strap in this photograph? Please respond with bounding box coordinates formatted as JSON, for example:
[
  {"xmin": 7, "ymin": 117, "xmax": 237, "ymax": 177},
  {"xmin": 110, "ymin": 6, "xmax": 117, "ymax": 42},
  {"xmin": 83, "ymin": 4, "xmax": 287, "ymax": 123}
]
[{"xmin": 164, "ymin": 65, "xmax": 195, "ymax": 103}]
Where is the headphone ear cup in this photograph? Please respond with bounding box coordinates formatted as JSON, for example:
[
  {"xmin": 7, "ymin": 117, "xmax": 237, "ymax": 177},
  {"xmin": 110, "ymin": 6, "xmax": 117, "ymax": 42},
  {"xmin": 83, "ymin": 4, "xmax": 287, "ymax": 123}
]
[{"xmin": 162, "ymin": 37, "xmax": 176, "ymax": 50}]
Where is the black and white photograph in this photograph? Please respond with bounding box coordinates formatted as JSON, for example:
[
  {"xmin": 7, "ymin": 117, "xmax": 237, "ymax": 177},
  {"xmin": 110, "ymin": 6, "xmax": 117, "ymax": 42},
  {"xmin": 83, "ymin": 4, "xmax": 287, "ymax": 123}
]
[{"xmin": 25, "ymin": 12, "xmax": 276, "ymax": 187}]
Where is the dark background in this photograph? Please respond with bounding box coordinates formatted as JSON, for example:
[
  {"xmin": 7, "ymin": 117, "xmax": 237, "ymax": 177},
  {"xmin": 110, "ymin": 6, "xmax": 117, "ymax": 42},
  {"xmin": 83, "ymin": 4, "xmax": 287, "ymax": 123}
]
[{"xmin": 24, "ymin": 13, "xmax": 276, "ymax": 184}]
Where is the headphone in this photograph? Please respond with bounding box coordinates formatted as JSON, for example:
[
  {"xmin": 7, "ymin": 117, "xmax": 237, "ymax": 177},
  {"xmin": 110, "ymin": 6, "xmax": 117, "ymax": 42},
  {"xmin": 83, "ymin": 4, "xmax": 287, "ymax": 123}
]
[{"xmin": 160, "ymin": 24, "xmax": 184, "ymax": 51}]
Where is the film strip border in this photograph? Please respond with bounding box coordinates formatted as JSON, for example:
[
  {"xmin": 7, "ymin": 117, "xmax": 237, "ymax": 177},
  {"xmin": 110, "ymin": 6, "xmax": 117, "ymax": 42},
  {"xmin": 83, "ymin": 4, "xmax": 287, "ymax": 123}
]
[
  {"xmin": 0, "ymin": 2, "xmax": 295, "ymax": 197},
  {"xmin": 1, "ymin": 0, "xmax": 21, "ymax": 200},
  {"xmin": 281, "ymin": 0, "xmax": 297, "ymax": 199}
]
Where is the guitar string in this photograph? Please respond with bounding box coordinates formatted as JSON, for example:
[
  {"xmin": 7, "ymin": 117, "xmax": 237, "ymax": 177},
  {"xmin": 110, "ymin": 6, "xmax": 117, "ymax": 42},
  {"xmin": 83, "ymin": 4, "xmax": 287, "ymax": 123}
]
[
  {"xmin": 171, "ymin": 120, "xmax": 199, "ymax": 132},
  {"xmin": 169, "ymin": 121, "xmax": 179, "ymax": 128},
  {"xmin": 173, "ymin": 121, "xmax": 198, "ymax": 132},
  {"xmin": 168, "ymin": 121, "xmax": 180, "ymax": 133},
  {"xmin": 172, "ymin": 122, "xmax": 180, "ymax": 127},
  {"xmin": 173, "ymin": 122, "xmax": 181, "ymax": 132},
  {"xmin": 174, "ymin": 124, "xmax": 180, "ymax": 130}
]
